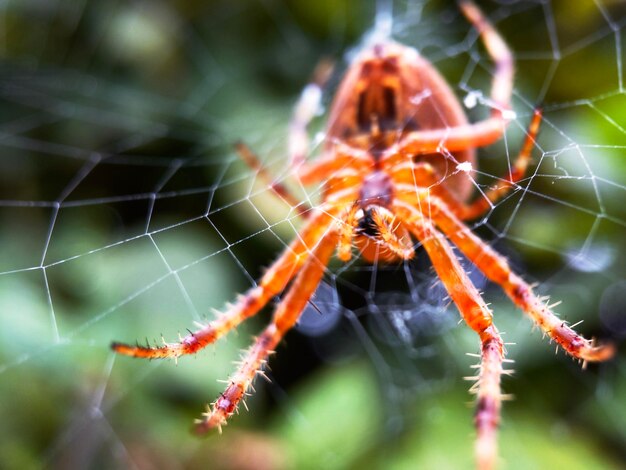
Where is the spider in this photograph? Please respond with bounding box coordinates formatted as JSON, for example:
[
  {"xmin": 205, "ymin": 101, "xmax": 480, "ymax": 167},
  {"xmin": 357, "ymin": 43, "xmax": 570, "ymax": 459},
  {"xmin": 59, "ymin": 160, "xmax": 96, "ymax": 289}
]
[{"xmin": 112, "ymin": 2, "xmax": 615, "ymax": 468}]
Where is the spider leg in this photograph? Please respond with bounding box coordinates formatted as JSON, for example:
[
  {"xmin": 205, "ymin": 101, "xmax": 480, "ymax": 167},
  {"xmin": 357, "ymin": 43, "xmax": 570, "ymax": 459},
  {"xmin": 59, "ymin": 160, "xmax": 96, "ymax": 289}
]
[
  {"xmin": 473, "ymin": 325, "xmax": 505, "ymax": 470},
  {"xmin": 388, "ymin": 110, "xmax": 542, "ymax": 221},
  {"xmin": 297, "ymin": 143, "xmax": 372, "ymax": 185},
  {"xmin": 460, "ymin": 109, "xmax": 542, "ymax": 220},
  {"xmin": 289, "ymin": 59, "xmax": 334, "ymax": 169},
  {"xmin": 111, "ymin": 207, "xmax": 341, "ymax": 360},
  {"xmin": 423, "ymin": 195, "xmax": 615, "ymax": 362},
  {"xmin": 391, "ymin": 0, "xmax": 513, "ymax": 156},
  {"xmin": 390, "ymin": 119, "xmax": 508, "ymax": 156},
  {"xmin": 388, "ymin": 160, "xmax": 463, "ymax": 211},
  {"xmin": 235, "ymin": 141, "xmax": 311, "ymax": 218},
  {"xmin": 236, "ymin": 57, "xmax": 339, "ymax": 210},
  {"xmin": 338, "ymin": 203, "xmax": 359, "ymax": 262},
  {"xmin": 195, "ymin": 221, "xmax": 340, "ymax": 433},
  {"xmin": 460, "ymin": 0, "xmax": 513, "ymax": 110},
  {"xmin": 395, "ymin": 200, "xmax": 504, "ymax": 470}
]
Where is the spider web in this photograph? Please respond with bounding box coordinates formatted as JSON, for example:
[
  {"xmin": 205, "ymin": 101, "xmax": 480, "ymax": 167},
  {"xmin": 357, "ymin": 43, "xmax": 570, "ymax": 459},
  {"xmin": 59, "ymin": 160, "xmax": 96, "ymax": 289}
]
[{"xmin": 1, "ymin": 0, "xmax": 625, "ymax": 468}]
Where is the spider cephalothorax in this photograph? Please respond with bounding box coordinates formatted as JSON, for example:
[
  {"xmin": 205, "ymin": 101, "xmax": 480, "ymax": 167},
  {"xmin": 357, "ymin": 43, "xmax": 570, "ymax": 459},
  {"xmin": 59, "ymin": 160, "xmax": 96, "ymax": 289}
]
[{"xmin": 112, "ymin": 2, "xmax": 614, "ymax": 469}]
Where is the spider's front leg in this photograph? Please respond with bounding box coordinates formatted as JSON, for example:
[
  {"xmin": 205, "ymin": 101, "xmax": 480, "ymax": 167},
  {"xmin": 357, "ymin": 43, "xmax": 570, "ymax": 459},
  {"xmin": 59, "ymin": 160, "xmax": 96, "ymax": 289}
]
[
  {"xmin": 111, "ymin": 207, "xmax": 340, "ymax": 360},
  {"xmin": 425, "ymin": 195, "xmax": 615, "ymax": 362},
  {"xmin": 395, "ymin": 200, "xmax": 504, "ymax": 470},
  {"xmin": 235, "ymin": 58, "xmax": 338, "ymax": 216},
  {"xmin": 196, "ymin": 221, "xmax": 340, "ymax": 433}
]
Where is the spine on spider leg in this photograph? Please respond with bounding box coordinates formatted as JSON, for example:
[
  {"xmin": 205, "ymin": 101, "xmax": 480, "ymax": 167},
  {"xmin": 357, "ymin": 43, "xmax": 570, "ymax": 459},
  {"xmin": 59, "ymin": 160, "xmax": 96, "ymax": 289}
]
[
  {"xmin": 505, "ymin": 274, "xmax": 615, "ymax": 362},
  {"xmin": 110, "ymin": 286, "xmax": 268, "ymax": 360}
]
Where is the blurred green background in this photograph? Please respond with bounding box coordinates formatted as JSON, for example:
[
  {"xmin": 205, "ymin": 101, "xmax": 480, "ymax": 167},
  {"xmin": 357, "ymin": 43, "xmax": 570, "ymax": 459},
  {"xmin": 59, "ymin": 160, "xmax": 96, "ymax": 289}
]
[{"xmin": 0, "ymin": 1, "xmax": 625, "ymax": 469}]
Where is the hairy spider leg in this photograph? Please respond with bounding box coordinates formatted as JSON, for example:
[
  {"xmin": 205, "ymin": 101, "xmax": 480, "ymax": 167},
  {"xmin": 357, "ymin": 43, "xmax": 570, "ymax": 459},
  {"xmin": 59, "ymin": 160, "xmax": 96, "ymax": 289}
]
[
  {"xmin": 385, "ymin": 109, "xmax": 542, "ymax": 221},
  {"xmin": 235, "ymin": 141, "xmax": 312, "ymax": 218},
  {"xmin": 423, "ymin": 195, "xmax": 615, "ymax": 362},
  {"xmin": 111, "ymin": 207, "xmax": 342, "ymax": 360},
  {"xmin": 458, "ymin": 109, "xmax": 541, "ymax": 220},
  {"xmin": 195, "ymin": 220, "xmax": 341, "ymax": 433},
  {"xmin": 297, "ymin": 143, "xmax": 372, "ymax": 186},
  {"xmin": 387, "ymin": 160, "xmax": 463, "ymax": 209},
  {"xmin": 392, "ymin": 0, "xmax": 514, "ymax": 157},
  {"xmin": 396, "ymin": 200, "xmax": 504, "ymax": 470},
  {"xmin": 289, "ymin": 59, "xmax": 335, "ymax": 169}
]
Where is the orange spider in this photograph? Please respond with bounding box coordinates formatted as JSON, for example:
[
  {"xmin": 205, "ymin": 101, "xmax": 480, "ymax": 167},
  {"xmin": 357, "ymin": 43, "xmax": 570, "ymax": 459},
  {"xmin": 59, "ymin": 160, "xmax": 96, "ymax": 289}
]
[{"xmin": 112, "ymin": 2, "xmax": 615, "ymax": 468}]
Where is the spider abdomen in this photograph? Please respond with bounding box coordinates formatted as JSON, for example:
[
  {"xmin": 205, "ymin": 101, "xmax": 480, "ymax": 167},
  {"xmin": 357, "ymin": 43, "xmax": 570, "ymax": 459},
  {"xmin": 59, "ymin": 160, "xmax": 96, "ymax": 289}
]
[{"xmin": 326, "ymin": 41, "xmax": 475, "ymax": 200}]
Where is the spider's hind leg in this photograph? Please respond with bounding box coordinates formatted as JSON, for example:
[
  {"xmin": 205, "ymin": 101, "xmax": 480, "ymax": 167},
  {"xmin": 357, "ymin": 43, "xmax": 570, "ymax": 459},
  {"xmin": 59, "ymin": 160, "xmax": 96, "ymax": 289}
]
[{"xmin": 289, "ymin": 58, "xmax": 334, "ymax": 170}]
